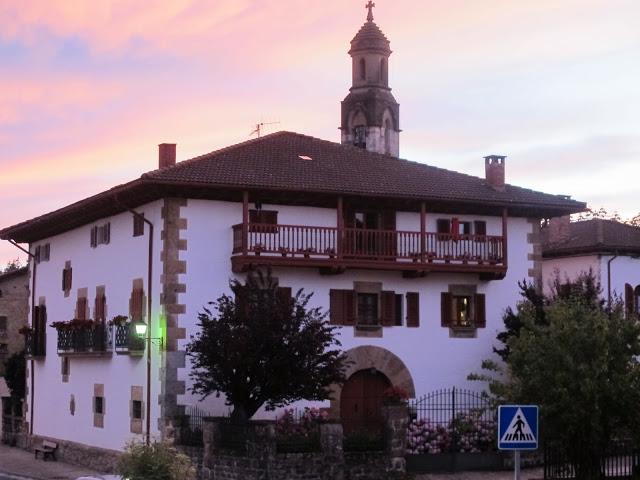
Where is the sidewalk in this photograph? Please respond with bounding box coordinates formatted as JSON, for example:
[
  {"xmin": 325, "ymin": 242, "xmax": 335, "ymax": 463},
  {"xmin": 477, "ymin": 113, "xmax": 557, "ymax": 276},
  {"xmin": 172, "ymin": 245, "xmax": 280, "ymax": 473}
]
[
  {"xmin": 0, "ymin": 444, "xmax": 106, "ymax": 480},
  {"xmin": 415, "ymin": 468, "xmax": 543, "ymax": 480}
]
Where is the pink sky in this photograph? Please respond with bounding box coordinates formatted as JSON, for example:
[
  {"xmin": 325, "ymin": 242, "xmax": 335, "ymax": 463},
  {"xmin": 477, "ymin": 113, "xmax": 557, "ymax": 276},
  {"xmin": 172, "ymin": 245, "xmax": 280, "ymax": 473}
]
[{"xmin": 1, "ymin": 0, "xmax": 639, "ymax": 266}]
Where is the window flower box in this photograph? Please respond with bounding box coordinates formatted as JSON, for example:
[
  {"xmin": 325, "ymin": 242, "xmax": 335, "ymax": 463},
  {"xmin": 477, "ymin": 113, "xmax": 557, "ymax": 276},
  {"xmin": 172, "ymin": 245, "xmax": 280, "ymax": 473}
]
[{"xmin": 52, "ymin": 319, "xmax": 109, "ymax": 355}]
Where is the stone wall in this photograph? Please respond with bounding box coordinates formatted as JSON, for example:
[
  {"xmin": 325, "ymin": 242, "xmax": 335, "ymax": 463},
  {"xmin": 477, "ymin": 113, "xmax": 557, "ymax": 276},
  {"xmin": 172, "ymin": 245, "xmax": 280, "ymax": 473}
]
[
  {"xmin": 0, "ymin": 267, "xmax": 29, "ymax": 375},
  {"xmin": 201, "ymin": 405, "xmax": 409, "ymax": 480},
  {"xmin": 28, "ymin": 434, "xmax": 120, "ymax": 472}
]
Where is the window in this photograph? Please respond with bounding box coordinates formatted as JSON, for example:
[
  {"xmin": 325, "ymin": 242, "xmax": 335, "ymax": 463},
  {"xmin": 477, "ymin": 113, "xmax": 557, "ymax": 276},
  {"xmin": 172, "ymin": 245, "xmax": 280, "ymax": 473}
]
[
  {"xmin": 357, "ymin": 292, "xmax": 378, "ymax": 326},
  {"xmin": 249, "ymin": 209, "xmax": 278, "ymax": 233},
  {"xmin": 61, "ymin": 356, "xmax": 70, "ymax": 382},
  {"xmin": 474, "ymin": 221, "xmax": 487, "ymax": 236},
  {"xmin": 90, "ymin": 222, "xmax": 111, "ymax": 248},
  {"xmin": 459, "ymin": 222, "xmax": 472, "ymax": 235},
  {"xmin": 353, "ymin": 126, "xmax": 367, "ymax": 149},
  {"xmin": 132, "ymin": 400, "xmax": 143, "ymax": 420},
  {"xmin": 380, "ymin": 58, "xmax": 387, "ymax": 84},
  {"xmin": 35, "ymin": 243, "xmax": 50, "ymax": 263},
  {"xmin": 94, "ymin": 396, "xmax": 104, "ymax": 415},
  {"xmin": 133, "ymin": 214, "xmax": 145, "ymax": 237},
  {"xmin": 359, "ymin": 58, "xmax": 366, "ymax": 80},
  {"xmin": 437, "ymin": 219, "xmax": 451, "ymax": 234},
  {"xmin": 441, "ymin": 287, "xmax": 486, "ymax": 332},
  {"xmin": 406, "ymin": 292, "xmax": 420, "ymax": 328},
  {"xmin": 94, "ymin": 292, "xmax": 106, "ymax": 322},
  {"xmin": 0, "ymin": 316, "xmax": 6, "ymax": 336},
  {"xmin": 131, "ymin": 287, "xmax": 144, "ymax": 322},
  {"xmin": 62, "ymin": 265, "xmax": 72, "ymax": 293},
  {"xmin": 394, "ymin": 294, "xmax": 403, "ymax": 326},
  {"xmin": 76, "ymin": 297, "xmax": 88, "ymax": 321},
  {"xmin": 0, "ymin": 343, "xmax": 8, "ymax": 357}
]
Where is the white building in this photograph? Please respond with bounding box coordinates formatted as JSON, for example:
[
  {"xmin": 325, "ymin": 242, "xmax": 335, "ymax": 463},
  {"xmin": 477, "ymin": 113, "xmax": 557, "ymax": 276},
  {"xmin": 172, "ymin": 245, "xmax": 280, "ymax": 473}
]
[
  {"xmin": 542, "ymin": 217, "xmax": 640, "ymax": 311},
  {"xmin": 0, "ymin": 8, "xmax": 584, "ymax": 466}
]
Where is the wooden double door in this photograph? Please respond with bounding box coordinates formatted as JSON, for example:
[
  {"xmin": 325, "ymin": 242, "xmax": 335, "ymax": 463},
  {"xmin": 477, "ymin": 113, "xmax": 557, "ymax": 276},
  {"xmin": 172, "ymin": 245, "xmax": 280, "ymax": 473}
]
[{"xmin": 340, "ymin": 369, "xmax": 391, "ymax": 434}]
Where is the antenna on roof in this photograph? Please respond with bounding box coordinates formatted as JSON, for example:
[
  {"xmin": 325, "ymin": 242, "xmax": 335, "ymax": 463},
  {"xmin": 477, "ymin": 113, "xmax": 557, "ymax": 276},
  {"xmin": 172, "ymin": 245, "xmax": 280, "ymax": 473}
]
[{"xmin": 250, "ymin": 121, "xmax": 280, "ymax": 138}]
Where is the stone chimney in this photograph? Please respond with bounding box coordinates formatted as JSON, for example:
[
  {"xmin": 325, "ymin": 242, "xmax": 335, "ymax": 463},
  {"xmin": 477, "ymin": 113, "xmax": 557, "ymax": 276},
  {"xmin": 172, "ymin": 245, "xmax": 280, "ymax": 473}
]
[
  {"xmin": 548, "ymin": 215, "xmax": 571, "ymax": 243},
  {"xmin": 484, "ymin": 155, "xmax": 506, "ymax": 191},
  {"xmin": 158, "ymin": 143, "xmax": 176, "ymax": 169}
]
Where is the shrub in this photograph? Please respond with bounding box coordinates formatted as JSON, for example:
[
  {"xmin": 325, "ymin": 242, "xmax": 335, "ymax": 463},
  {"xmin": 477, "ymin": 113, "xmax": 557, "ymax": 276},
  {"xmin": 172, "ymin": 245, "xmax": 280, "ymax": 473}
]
[{"xmin": 116, "ymin": 440, "xmax": 196, "ymax": 480}]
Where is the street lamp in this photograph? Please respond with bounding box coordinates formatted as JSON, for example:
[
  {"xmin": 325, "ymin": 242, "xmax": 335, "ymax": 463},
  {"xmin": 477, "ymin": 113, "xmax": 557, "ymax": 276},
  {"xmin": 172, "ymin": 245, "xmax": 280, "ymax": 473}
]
[{"xmin": 134, "ymin": 321, "xmax": 163, "ymax": 348}]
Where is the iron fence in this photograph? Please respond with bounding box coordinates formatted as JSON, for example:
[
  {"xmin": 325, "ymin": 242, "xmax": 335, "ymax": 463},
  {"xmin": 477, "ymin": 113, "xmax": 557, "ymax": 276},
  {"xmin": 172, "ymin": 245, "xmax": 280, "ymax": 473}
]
[
  {"xmin": 544, "ymin": 440, "xmax": 640, "ymax": 479},
  {"xmin": 176, "ymin": 405, "xmax": 211, "ymax": 447},
  {"xmin": 56, "ymin": 326, "xmax": 108, "ymax": 353},
  {"xmin": 407, "ymin": 387, "xmax": 497, "ymax": 454}
]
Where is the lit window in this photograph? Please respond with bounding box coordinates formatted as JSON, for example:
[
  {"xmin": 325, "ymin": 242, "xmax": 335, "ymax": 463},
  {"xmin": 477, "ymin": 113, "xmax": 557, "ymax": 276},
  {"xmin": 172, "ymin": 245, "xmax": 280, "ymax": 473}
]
[{"xmin": 357, "ymin": 293, "xmax": 378, "ymax": 326}]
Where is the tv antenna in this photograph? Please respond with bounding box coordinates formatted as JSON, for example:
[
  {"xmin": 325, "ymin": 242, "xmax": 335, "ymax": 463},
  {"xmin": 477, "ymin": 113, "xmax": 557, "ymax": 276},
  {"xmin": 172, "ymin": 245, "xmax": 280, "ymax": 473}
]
[{"xmin": 250, "ymin": 121, "xmax": 280, "ymax": 138}]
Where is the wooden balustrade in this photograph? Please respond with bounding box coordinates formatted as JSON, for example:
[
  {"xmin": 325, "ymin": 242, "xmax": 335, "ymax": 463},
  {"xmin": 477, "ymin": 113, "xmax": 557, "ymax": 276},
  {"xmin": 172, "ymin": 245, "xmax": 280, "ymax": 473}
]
[{"xmin": 232, "ymin": 223, "xmax": 506, "ymax": 277}]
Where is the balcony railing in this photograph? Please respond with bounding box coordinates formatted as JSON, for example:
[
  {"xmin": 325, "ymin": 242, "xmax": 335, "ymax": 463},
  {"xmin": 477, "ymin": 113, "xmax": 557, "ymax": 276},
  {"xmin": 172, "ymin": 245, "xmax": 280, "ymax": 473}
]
[
  {"xmin": 56, "ymin": 325, "xmax": 108, "ymax": 354},
  {"xmin": 114, "ymin": 323, "xmax": 146, "ymax": 354},
  {"xmin": 25, "ymin": 331, "xmax": 46, "ymax": 358},
  {"xmin": 232, "ymin": 223, "xmax": 506, "ymax": 277}
]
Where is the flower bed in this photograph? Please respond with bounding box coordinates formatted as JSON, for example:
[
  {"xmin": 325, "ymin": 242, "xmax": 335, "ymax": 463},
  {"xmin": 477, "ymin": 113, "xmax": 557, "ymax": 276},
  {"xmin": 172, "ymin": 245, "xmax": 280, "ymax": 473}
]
[{"xmin": 275, "ymin": 408, "xmax": 326, "ymax": 453}]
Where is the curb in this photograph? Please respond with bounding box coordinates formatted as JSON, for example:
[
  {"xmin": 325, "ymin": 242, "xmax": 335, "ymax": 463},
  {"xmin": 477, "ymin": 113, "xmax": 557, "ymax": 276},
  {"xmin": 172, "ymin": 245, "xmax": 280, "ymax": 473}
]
[{"xmin": 0, "ymin": 470, "xmax": 40, "ymax": 480}]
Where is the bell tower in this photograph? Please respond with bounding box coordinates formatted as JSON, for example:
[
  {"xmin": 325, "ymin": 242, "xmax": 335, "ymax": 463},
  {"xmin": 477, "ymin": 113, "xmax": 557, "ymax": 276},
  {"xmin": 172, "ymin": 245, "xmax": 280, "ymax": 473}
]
[{"xmin": 340, "ymin": 2, "xmax": 400, "ymax": 157}]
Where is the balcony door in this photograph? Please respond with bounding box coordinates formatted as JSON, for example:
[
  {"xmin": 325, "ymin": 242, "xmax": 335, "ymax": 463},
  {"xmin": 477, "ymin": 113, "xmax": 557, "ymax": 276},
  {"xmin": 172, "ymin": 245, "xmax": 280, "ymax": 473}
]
[{"xmin": 344, "ymin": 209, "xmax": 396, "ymax": 258}]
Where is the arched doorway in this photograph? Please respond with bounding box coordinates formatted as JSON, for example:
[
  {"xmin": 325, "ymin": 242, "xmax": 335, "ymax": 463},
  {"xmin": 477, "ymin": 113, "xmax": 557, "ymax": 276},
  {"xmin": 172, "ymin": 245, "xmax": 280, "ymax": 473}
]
[{"xmin": 340, "ymin": 369, "xmax": 391, "ymax": 434}]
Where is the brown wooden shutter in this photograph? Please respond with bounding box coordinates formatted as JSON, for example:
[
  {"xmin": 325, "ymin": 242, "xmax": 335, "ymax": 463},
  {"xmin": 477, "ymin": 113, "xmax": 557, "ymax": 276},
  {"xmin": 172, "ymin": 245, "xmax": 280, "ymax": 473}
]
[
  {"xmin": 62, "ymin": 269, "xmax": 67, "ymax": 291},
  {"xmin": 35, "ymin": 246, "xmax": 41, "ymax": 263},
  {"xmin": 329, "ymin": 289, "xmax": 355, "ymax": 326},
  {"xmin": 380, "ymin": 291, "xmax": 396, "ymax": 326},
  {"xmin": 131, "ymin": 288, "xmax": 144, "ymax": 321},
  {"xmin": 474, "ymin": 293, "xmax": 486, "ymax": 328},
  {"xmin": 441, "ymin": 292, "xmax": 453, "ymax": 327},
  {"xmin": 105, "ymin": 222, "xmax": 111, "ymax": 244},
  {"xmin": 626, "ymin": 283, "xmax": 635, "ymax": 315},
  {"xmin": 95, "ymin": 294, "xmax": 106, "ymax": 322},
  {"xmin": 67, "ymin": 268, "xmax": 72, "ymax": 290},
  {"xmin": 90, "ymin": 226, "xmax": 97, "ymax": 247},
  {"xmin": 406, "ymin": 292, "xmax": 420, "ymax": 327},
  {"xmin": 76, "ymin": 297, "xmax": 88, "ymax": 320}
]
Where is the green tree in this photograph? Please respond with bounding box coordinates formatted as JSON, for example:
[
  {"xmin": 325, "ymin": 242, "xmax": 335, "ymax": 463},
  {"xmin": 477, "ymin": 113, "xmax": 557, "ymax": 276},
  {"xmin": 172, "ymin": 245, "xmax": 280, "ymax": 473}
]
[
  {"xmin": 186, "ymin": 270, "xmax": 348, "ymax": 423},
  {"xmin": 472, "ymin": 272, "xmax": 640, "ymax": 478},
  {"xmin": 2, "ymin": 259, "xmax": 23, "ymax": 273},
  {"xmin": 116, "ymin": 440, "xmax": 195, "ymax": 480}
]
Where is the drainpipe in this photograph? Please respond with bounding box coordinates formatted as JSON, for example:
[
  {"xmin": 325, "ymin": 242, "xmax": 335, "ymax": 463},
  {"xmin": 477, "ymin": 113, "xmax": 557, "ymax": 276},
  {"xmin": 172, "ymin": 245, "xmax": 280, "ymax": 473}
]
[
  {"xmin": 7, "ymin": 239, "xmax": 36, "ymax": 436},
  {"xmin": 607, "ymin": 254, "xmax": 618, "ymax": 308},
  {"xmin": 115, "ymin": 197, "xmax": 154, "ymax": 446}
]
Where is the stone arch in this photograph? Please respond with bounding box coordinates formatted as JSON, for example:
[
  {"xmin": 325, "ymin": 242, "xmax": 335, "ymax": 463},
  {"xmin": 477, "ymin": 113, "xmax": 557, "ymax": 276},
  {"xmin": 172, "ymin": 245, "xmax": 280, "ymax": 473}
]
[{"xmin": 328, "ymin": 345, "xmax": 415, "ymax": 419}]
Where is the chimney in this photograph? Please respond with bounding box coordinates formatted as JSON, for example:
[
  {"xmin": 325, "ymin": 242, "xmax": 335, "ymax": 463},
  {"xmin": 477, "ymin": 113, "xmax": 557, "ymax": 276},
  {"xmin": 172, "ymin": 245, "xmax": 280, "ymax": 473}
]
[
  {"xmin": 158, "ymin": 143, "xmax": 176, "ymax": 169},
  {"xmin": 548, "ymin": 215, "xmax": 571, "ymax": 243},
  {"xmin": 484, "ymin": 155, "xmax": 506, "ymax": 191}
]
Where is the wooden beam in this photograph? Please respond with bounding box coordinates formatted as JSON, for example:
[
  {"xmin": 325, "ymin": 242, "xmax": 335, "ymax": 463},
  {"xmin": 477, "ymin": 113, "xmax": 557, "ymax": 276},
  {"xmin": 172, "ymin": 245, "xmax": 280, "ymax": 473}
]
[
  {"xmin": 337, "ymin": 196, "xmax": 344, "ymax": 259},
  {"xmin": 420, "ymin": 202, "xmax": 426, "ymax": 263},
  {"xmin": 502, "ymin": 207, "xmax": 508, "ymax": 268},
  {"xmin": 242, "ymin": 191, "xmax": 249, "ymax": 256}
]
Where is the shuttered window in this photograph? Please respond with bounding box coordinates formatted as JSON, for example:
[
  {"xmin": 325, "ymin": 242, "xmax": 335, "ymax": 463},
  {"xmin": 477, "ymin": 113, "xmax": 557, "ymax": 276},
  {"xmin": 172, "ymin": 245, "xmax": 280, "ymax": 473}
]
[
  {"xmin": 329, "ymin": 289, "xmax": 356, "ymax": 326},
  {"xmin": 33, "ymin": 305, "xmax": 47, "ymax": 356},
  {"xmin": 474, "ymin": 294, "xmax": 486, "ymax": 328},
  {"xmin": 406, "ymin": 292, "xmax": 420, "ymax": 327},
  {"xmin": 133, "ymin": 214, "xmax": 145, "ymax": 237},
  {"xmin": 441, "ymin": 290, "xmax": 486, "ymax": 329},
  {"xmin": 62, "ymin": 267, "xmax": 72, "ymax": 292},
  {"xmin": 91, "ymin": 223, "xmax": 111, "ymax": 247},
  {"xmin": 76, "ymin": 297, "xmax": 88, "ymax": 320}
]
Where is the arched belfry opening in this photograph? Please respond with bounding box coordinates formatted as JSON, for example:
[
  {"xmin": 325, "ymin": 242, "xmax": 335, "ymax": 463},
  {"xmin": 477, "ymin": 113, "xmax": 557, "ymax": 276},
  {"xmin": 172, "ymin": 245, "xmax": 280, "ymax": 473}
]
[{"xmin": 340, "ymin": 3, "xmax": 400, "ymax": 157}]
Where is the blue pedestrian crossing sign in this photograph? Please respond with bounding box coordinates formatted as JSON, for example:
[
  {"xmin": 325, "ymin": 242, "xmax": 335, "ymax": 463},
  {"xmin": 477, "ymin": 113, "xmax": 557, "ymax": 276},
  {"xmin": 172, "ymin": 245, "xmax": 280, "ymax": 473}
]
[{"xmin": 498, "ymin": 405, "xmax": 538, "ymax": 450}]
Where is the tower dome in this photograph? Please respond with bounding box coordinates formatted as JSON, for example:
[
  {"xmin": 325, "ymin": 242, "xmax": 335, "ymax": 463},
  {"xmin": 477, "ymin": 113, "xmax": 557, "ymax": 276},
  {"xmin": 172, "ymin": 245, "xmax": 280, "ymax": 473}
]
[{"xmin": 340, "ymin": 2, "xmax": 400, "ymax": 157}]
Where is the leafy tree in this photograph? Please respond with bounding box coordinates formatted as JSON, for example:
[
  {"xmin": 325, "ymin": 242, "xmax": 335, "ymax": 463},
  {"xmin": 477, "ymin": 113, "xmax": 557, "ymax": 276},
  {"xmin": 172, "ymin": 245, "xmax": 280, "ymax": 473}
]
[
  {"xmin": 4, "ymin": 350, "xmax": 26, "ymax": 401},
  {"xmin": 471, "ymin": 272, "xmax": 640, "ymax": 478},
  {"xmin": 494, "ymin": 271, "xmax": 602, "ymax": 361},
  {"xmin": 186, "ymin": 270, "xmax": 348, "ymax": 423},
  {"xmin": 2, "ymin": 259, "xmax": 23, "ymax": 273}
]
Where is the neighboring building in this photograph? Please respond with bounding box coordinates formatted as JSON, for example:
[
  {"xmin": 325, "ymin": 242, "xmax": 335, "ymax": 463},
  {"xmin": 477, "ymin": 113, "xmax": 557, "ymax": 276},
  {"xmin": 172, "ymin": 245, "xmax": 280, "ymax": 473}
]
[
  {"xmin": 0, "ymin": 7, "xmax": 584, "ymax": 465},
  {"xmin": 0, "ymin": 267, "xmax": 29, "ymax": 376},
  {"xmin": 542, "ymin": 217, "xmax": 640, "ymax": 312}
]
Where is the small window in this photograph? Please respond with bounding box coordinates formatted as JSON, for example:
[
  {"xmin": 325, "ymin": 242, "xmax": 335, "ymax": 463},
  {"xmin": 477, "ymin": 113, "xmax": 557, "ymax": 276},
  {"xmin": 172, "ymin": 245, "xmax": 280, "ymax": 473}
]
[
  {"xmin": 133, "ymin": 214, "xmax": 145, "ymax": 237},
  {"xmin": 453, "ymin": 295, "xmax": 473, "ymax": 327},
  {"xmin": 359, "ymin": 58, "xmax": 366, "ymax": 80},
  {"xmin": 0, "ymin": 290, "xmax": 2, "ymax": 298},
  {"xmin": 353, "ymin": 126, "xmax": 367, "ymax": 149},
  {"xmin": 394, "ymin": 294, "xmax": 403, "ymax": 326},
  {"xmin": 459, "ymin": 222, "xmax": 471, "ymax": 235},
  {"xmin": 380, "ymin": 58, "xmax": 387, "ymax": 84},
  {"xmin": 132, "ymin": 400, "xmax": 143, "ymax": 420},
  {"xmin": 94, "ymin": 396, "xmax": 104, "ymax": 415},
  {"xmin": 0, "ymin": 343, "xmax": 8, "ymax": 356},
  {"xmin": 61, "ymin": 356, "xmax": 70, "ymax": 377},
  {"xmin": 474, "ymin": 221, "xmax": 487, "ymax": 236},
  {"xmin": 437, "ymin": 219, "xmax": 451, "ymax": 235},
  {"xmin": 249, "ymin": 210, "xmax": 278, "ymax": 233},
  {"xmin": 0, "ymin": 316, "xmax": 7, "ymax": 335},
  {"xmin": 62, "ymin": 266, "xmax": 72, "ymax": 292},
  {"xmin": 357, "ymin": 292, "xmax": 378, "ymax": 326},
  {"xmin": 91, "ymin": 223, "xmax": 111, "ymax": 247}
]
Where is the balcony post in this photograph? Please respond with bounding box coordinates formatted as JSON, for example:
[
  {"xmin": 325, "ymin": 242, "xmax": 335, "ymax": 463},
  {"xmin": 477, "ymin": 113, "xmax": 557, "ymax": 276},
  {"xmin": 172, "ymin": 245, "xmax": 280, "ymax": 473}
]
[
  {"xmin": 502, "ymin": 207, "xmax": 508, "ymax": 267},
  {"xmin": 420, "ymin": 202, "xmax": 426, "ymax": 263},
  {"xmin": 242, "ymin": 191, "xmax": 249, "ymax": 255},
  {"xmin": 337, "ymin": 196, "xmax": 344, "ymax": 260}
]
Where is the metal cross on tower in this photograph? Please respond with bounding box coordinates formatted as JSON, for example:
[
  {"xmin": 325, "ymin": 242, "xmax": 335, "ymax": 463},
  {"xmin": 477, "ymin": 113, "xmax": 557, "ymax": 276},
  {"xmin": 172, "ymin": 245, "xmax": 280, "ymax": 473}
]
[{"xmin": 366, "ymin": 1, "xmax": 375, "ymax": 22}]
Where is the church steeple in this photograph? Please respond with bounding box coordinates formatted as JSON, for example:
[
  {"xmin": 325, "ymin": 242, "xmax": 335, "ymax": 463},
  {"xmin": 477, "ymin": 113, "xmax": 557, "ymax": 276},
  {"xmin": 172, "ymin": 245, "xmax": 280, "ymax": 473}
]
[{"xmin": 340, "ymin": 3, "xmax": 400, "ymax": 157}]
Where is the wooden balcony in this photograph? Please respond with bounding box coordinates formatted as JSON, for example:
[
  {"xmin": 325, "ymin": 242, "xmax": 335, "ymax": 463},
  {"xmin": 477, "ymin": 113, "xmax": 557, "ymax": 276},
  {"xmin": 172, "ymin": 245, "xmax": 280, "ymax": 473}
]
[{"xmin": 231, "ymin": 223, "xmax": 507, "ymax": 279}]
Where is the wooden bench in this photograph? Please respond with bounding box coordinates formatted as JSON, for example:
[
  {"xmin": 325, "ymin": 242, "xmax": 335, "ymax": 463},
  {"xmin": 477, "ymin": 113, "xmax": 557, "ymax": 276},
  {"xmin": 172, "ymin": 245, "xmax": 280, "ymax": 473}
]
[{"xmin": 34, "ymin": 440, "xmax": 58, "ymax": 461}]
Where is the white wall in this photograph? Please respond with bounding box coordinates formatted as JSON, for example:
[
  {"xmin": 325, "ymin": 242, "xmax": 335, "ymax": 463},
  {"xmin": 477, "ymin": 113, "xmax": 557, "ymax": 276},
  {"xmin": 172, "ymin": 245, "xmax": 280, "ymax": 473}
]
[
  {"xmin": 179, "ymin": 200, "xmax": 534, "ymax": 418},
  {"xmin": 541, "ymin": 255, "xmax": 601, "ymax": 295},
  {"xmin": 600, "ymin": 255, "xmax": 640, "ymax": 304},
  {"xmin": 27, "ymin": 201, "xmax": 164, "ymax": 451}
]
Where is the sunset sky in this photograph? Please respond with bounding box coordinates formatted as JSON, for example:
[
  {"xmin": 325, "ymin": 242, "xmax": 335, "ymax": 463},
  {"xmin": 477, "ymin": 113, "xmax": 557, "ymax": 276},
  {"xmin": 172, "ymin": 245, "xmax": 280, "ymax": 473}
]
[{"xmin": 1, "ymin": 0, "xmax": 639, "ymax": 266}]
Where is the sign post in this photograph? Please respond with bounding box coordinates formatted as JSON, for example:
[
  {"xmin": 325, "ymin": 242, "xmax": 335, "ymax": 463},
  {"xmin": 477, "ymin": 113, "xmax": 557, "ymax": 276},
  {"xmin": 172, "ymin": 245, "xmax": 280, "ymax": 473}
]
[{"xmin": 498, "ymin": 405, "xmax": 539, "ymax": 480}]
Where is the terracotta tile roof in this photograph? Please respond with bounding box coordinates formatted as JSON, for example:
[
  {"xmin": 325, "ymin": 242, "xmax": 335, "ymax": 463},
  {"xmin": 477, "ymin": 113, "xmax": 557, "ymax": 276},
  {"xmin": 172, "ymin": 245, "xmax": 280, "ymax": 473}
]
[
  {"xmin": 542, "ymin": 219, "xmax": 640, "ymax": 257},
  {"xmin": 144, "ymin": 131, "xmax": 584, "ymax": 209},
  {"xmin": 1, "ymin": 131, "xmax": 585, "ymax": 243}
]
